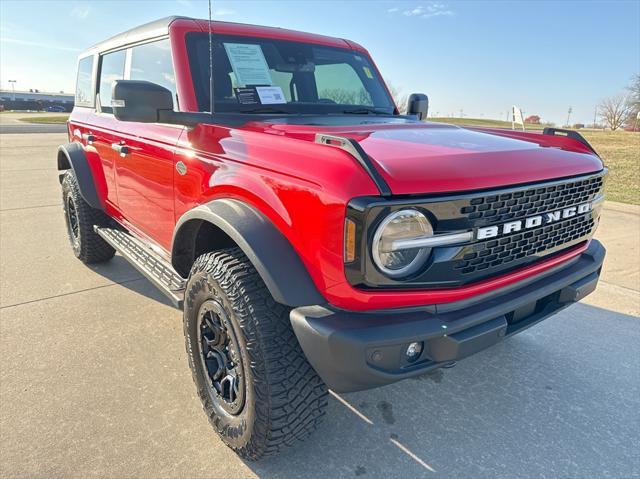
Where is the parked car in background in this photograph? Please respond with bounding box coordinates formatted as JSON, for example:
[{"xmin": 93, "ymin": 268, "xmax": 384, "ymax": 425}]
[{"xmin": 45, "ymin": 105, "xmax": 66, "ymax": 112}]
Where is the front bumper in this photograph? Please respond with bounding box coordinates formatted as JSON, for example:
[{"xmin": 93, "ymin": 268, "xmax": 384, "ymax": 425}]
[{"xmin": 290, "ymin": 240, "xmax": 605, "ymax": 392}]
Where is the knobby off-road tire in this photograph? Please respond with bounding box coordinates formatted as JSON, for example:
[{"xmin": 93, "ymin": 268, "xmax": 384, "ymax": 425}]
[
  {"xmin": 61, "ymin": 170, "xmax": 115, "ymax": 264},
  {"xmin": 184, "ymin": 248, "xmax": 328, "ymax": 460}
]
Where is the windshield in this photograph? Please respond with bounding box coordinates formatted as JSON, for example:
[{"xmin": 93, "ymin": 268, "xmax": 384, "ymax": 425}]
[{"xmin": 186, "ymin": 33, "xmax": 395, "ymax": 115}]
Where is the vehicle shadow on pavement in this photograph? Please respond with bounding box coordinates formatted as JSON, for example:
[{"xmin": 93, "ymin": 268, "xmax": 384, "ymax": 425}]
[
  {"xmin": 87, "ymin": 254, "xmax": 175, "ymax": 308},
  {"xmin": 244, "ymin": 303, "xmax": 640, "ymax": 479}
]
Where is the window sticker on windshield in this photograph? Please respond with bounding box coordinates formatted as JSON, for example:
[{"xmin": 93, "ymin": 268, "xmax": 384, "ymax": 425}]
[
  {"xmin": 256, "ymin": 86, "xmax": 286, "ymax": 104},
  {"xmin": 223, "ymin": 43, "xmax": 272, "ymax": 87},
  {"xmin": 362, "ymin": 66, "xmax": 374, "ymax": 79},
  {"xmin": 234, "ymin": 87, "xmax": 260, "ymax": 105}
]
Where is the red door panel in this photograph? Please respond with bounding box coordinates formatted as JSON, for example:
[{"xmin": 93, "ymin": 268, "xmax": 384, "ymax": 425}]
[
  {"xmin": 113, "ymin": 123, "xmax": 184, "ymax": 250},
  {"xmin": 68, "ymin": 112, "xmax": 121, "ymax": 214}
]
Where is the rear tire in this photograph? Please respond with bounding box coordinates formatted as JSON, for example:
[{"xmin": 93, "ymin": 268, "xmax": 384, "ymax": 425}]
[
  {"xmin": 183, "ymin": 248, "xmax": 328, "ymax": 460},
  {"xmin": 61, "ymin": 170, "xmax": 115, "ymax": 264}
]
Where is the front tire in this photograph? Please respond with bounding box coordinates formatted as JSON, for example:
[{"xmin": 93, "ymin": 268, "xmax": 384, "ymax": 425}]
[
  {"xmin": 61, "ymin": 170, "xmax": 115, "ymax": 264},
  {"xmin": 183, "ymin": 248, "xmax": 328, "ymax": 460}
]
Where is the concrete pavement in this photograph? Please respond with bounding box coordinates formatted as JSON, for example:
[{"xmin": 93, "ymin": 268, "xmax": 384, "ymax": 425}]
[
  {"xmin": 1, "ymin": 133, "xmax": 638, "ymax": 478},
  {"xmin": 582, "ymin": 201, "xmax": 640, "ymax": 316}
]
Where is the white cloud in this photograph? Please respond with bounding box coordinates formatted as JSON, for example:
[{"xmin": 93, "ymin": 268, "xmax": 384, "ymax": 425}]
[
  {"xmin": 392, "ymin": 3, "xmax": 454, "ymax": 19},
  {"xmin": 422, "ymin": 3, "xmax": 454, "ymax": 18},
  {"xmin": 70, "ymin": 3, "xmax": 90, "ymax": 20},
  {"xmin": 404, "ymin": 6, "xmax": 425, "ymax": 16},
  {"xmin": 163, "ymin": 73, "xmax": 176, "ymax": 85}
]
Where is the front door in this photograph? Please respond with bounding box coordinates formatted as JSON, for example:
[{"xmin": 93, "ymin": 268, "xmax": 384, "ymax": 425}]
[{"xmin": 112, "ymin": 124, "xmax": 182, "ymax": 249}]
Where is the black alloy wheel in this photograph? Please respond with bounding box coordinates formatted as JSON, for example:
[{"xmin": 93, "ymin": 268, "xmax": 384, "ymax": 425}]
[
  {"xmin": 65, "ymin": 195, "xmax": 80, "ymax": 247},
  {"xmin": 197, "ymin": 299, "xmax": 246, "ymax": 414},
  {"xmin": 60, "ymin": 170, "xmax": 115, "ymax": 264}
]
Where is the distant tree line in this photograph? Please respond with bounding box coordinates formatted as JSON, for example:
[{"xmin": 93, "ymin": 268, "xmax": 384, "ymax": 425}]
[
  {"xmin": 387, "ymin": 77, "xmax": 640, "ymax": 131},
  {"xmin": 598, "ymin": 74, "xmax": 639, "ymax": 131}
]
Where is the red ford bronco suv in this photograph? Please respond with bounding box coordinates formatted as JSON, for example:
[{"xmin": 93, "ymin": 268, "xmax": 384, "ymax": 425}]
[{"xmin": 58, "ymin": 17, "xmax": 606, "ymax": 459}]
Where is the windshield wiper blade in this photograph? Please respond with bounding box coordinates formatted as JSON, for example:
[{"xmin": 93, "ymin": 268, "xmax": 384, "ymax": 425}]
[
  {"xmin": 341, "ymin": 107, "xmax": 389, "ymax": 115},
  {"xmin": 240, "ymin": 107, "xmax": 291, "ymax": 114}
]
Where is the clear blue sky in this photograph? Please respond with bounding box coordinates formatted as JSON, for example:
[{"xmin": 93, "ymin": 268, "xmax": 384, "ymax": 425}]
[{"xmin": 1, "ymin": 0, "xmax": 638, "ymax": 124}]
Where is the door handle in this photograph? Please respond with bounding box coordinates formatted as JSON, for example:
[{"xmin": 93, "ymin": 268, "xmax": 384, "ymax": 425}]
[
  {"xmin": 111, "ymin": 142, "xmax": 130, "ymax": 158},
  {"xmin": 82, "ymin": 133, "xmax": 96, "ymax": 144}
]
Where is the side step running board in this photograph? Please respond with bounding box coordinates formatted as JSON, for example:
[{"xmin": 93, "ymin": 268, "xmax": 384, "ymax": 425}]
[{"xmin": 94, "ymin": 226, "xmax": 186, "ymax": 309}]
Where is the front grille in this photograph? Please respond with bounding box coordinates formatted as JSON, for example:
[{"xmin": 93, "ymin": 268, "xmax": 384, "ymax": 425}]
[
  {"xmin": 459, "ymin": 174, "xmax": 603, "ymax": 226},
  {"xmin": 453, "ymin": 214, "xmax": 595, "ymax": 275},
  {"xmin": 345, "ymin": 171, "xmax": 605, "ymax": 290},
  {"xmin": 449, "ymin": 173, "xmax": 604, "ymax": 277}
]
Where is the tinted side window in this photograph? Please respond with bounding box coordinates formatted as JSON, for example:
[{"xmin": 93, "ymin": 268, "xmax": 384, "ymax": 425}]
[
  {"xmin": 75, "ymin": 56, "xmax": 94, "ymax": 107},
  {"xmin": 130, "ymin": 39, "xmax": 177, "ymax": 108},
  {"xmin": 98, "ymin": 50, "xmax": 126, "ymax": 114}
]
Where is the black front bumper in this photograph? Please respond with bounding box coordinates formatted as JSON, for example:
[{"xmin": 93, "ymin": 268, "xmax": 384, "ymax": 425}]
[{"xmin": 290, "ymin": 240, "xmax": 605, "ymax": 393}]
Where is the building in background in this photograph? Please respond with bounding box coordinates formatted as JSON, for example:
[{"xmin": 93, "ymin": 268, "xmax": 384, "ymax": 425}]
[{"xmin": 0, "ymin": 89, "xmax": 74, "ymax": 112}]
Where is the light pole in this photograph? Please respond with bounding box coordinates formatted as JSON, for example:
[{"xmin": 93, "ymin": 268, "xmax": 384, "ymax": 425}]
[
  {"xmin": 8, "ymin": 80, "xmax": 17, "ymax": 101},
  {"xmin": 566, "ymin": 106, "xmax": 572, "ymax": 128}
]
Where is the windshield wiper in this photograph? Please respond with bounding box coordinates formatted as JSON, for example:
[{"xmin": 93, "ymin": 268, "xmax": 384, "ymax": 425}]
[
  {"xmin": 240, "ymin": 107, "xmax": 292, "ymax": 114},
  {"xmin": 341, "ymin": 107, "xmax": 390, "ymax": 115}
]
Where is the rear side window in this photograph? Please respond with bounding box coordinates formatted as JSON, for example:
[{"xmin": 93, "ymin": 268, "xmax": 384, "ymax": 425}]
[
  {"xmin": 130, "ymin": 39, "xmax": 177, "ymax": 109},
  {"xmin": 98, "ymin": 50, "xmax": 126, "ymax": 114},
  {"xmin": 75, "ymin": 56, "xmax": 94, "ymax": 107}
]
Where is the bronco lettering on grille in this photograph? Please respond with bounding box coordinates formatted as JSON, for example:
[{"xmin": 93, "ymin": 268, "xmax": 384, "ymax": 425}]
[{"xmin": 476, "ymin": 203, "xmax": 593, "ymax": 240}]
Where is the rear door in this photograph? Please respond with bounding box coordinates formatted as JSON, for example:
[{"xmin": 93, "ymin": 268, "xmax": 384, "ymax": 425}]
[
  {"xmin": 110, "ymin": 39, "xmax": 183, "ymax": 250},
  {"xmin": 68, "ymin": 53, "xmax": 120, "ymax": 211},
  {"xmin": 89, "ymin": 50, "xmax": 128, "ymax": 211}
]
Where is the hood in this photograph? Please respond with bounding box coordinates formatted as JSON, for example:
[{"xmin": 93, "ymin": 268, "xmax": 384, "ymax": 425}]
[{"xmin": 248, "ymin": 118, "xmax": 604, "ymax": 196}]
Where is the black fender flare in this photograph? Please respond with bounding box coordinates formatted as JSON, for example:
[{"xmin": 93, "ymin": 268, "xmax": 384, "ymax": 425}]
[
  {"xmin": 57, "ymin": 143, "xmax": 103, "ymax": 210},
  {"xmin": 172, "ymin": 199, "xmax": 326, "ymax": 307}
]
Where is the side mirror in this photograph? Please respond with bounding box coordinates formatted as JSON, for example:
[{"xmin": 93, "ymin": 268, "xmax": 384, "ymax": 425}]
[
  {"xmin": 112, "ymin": 80, "xmax": 173, "ymax": 123},
  {"xmin": 406, "ymin": 93, "xmax": 429, "ymax": 120}
]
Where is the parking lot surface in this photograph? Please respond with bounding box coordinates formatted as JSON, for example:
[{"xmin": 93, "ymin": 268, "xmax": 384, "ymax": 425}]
[
  {"xmin": 1, "ymin": 133, "xmax": 639, "ymax": 478},
  {"xmin": 0, "ymin": 113, "xmax": 68, "ymax": 134}
]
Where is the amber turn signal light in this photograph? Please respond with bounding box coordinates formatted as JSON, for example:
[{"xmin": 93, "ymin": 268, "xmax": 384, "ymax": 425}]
[{"xmin": 344, "ymin": 218, "xmax": 357, "ymax": 263}]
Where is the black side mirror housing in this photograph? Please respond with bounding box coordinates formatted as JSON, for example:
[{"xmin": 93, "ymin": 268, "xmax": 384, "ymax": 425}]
[
  {"xmin": 112, "ymin": 80, "xmax": 174, "ymax": 123},
  {"xmin": 407, "ymin": 93, "xmax": 429, "ymax": 120}
]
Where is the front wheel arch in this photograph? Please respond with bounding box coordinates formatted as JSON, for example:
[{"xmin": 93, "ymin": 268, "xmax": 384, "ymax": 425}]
[{"xmin": 171, "ymin": 199, "xmax": 325, "ymax": 307}]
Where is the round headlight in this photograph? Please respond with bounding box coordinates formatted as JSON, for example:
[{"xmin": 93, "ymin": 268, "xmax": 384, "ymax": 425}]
[{"xmin": 372, "ymin": 209, "xmax": 433, "ymax": 278}]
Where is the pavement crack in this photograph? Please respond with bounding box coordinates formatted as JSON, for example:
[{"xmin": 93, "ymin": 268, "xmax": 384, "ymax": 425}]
[
  {"xmin": 1, "ymin": 203, "xmax": 61, "ymax": 212},
  {"xmin": 599, "ymin": 280, "xmax": 639, "ymax": 295},
  {"xmin": 0, "ymin": 277, "xmax": 144, "ymax": 309},
  {"xmin": 0, "ymin": 168, "xmax": 58, "ymax": 172}
]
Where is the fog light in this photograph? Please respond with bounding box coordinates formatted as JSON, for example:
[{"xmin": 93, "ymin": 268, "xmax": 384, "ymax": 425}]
[{"xmin": 406, "ymin": 342, "xmax": 423, "ymax": 362}]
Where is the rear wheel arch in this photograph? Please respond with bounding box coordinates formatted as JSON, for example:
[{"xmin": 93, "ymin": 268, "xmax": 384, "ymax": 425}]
[
  {"xmin": 172, "ymin": 199, "xmax": 325, "ymax": 307},
  {"xmin": 57, "ymin": 148, "xmax": 71, "ymax": 170},
  {"xmin": 57, "ymin": 143, "xmax": 103, "ymax": 210}
]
